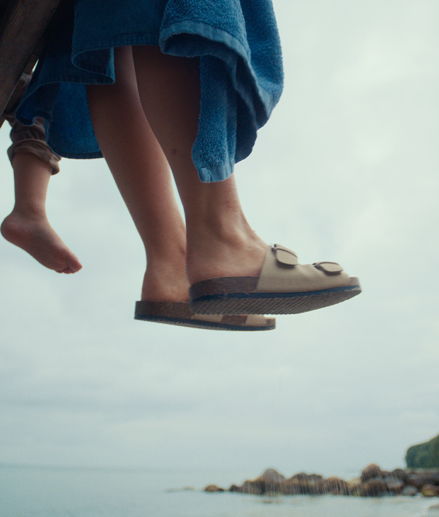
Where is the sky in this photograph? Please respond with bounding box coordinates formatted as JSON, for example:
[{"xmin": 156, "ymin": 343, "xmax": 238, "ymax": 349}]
[{"xmin": 0, "ymin": 0, "xmax": 439, "ymax": 481}]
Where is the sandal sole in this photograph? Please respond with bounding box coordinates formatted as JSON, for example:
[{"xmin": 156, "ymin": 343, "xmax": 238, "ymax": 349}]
[
  {"xmin": 189, "ymin": 277, "xmax": 361, "ymax": 315},
  {"xmin": 135, "ymin": 301, "xmax": 276, "ymax": 331}
]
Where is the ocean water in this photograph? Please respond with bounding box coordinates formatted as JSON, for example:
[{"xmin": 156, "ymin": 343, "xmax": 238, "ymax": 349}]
[{"xmin": 0, "ymin": 465, "xmax": 436, "ymax": 517}]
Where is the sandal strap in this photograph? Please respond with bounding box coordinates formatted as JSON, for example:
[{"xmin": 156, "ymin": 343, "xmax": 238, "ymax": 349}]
[
  {"xmin": 272, "ymin": 244, "xmax": 298, "ymax": 265},
  {"xmin": 256, "ymin": 244, "xmax": 348, "ymax": 293},
  {"xmin": 313, "ymin": 261, "xmax": 344, "ymax": 274}
]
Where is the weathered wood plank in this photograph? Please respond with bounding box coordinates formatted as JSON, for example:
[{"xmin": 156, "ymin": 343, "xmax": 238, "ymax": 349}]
[{"xmin": 0, "ymin": 0, "xmax": 61, "ymax": 119}]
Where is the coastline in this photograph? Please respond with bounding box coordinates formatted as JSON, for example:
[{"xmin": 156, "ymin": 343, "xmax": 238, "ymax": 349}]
[{"xmin": 204, "ymin": 464, "xmax": 439, "ymax": 499}]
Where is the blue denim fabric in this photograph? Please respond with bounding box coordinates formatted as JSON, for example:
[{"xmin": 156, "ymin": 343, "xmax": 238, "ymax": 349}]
[{"xmin": 17, "ymin": 0, "xmax": 283, "ymax": 182}]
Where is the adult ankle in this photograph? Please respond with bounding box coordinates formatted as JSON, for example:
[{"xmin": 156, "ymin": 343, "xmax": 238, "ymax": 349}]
[
  {"xmin": 11, "ymin": 202, "xmax": 47, "ymax": 219},
  {"xmin": 187, "ymin": 210, "xmax": 254, "ymax": 247},
  {"xmin": 185, "ymin": 230, "xmax": 267, "ymax": 285}
]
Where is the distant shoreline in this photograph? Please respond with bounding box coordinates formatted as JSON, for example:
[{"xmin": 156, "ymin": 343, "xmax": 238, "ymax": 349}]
[{"xmin": 204, "ymin": 464, "xmax": 439, "ymax": 498}]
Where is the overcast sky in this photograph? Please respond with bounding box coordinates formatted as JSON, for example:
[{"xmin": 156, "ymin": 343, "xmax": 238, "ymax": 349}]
[{"xmin": 0, "ymin": 0, "xmax": 438, "ymax": 481}]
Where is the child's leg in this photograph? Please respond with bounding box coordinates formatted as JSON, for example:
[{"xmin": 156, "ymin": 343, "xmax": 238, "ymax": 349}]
[
  {"xmin": 131, "ymin": 46, "xmax": 268, "ymax": 286},
  {"xmin": 87, "ymin": 46, "xmax": 189, "ymax": 302},
  {"xmin": 1, "ymin": 153, "xmax": 82, "ymax": 273}
]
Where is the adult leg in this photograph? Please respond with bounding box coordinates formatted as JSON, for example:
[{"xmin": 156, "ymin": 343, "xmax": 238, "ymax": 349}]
[
  {"xmin": 87, "ymin": 46, "xmax": 278, "ymax": 329},
  {"xmin": 131, "ymin": 46, "xmax": 268, "ymax": 287},
  {"xmin": 130, "ymin": 46, "xmax": 360, "ymax": 316},
  {"xmin": 1, "ymin": 153, "xmax": 82, "ymax": 273},
  {"xmin": 87, "ymin": 46, "xmax": 189, "ymax": 302}
]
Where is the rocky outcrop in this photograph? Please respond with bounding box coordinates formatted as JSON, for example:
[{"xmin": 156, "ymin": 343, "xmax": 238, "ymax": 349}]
[
  {"xmin": 406, "ymin": 435, "xmax": 439, "ymax": 469},
  {"xmin": 384, "ymin": 477, "xmax": 404, "ymax": 494},
  {"xmin": 205, "ymin": 465, "xmax": 439, "ymax": 498},
  {"xmin": 407, "ymin": 471, "xmax": 439, "ymax": 489},
  {"xmin": 204, "ymin": 484, "xmax": 225, "ymax": 492},
  {"xmin": 422, "ymin": 485, "xmax": 439, "ymax": 498},
  {"xmin": 358, "ymin": 479, "xmax": 388, "ymax": 497},
  {"xmin": 402, "ymin": 485, "xmax": 419, "ymax": 496},
  {"xmin": 324, "ymin": 477, "xmax": 351, "ymax": 496},
  {"xmin": 361, "ymin": 463, "xmax": 382, "ymax": 483},
  {"xmin": 229, "ymin": 469, "xmax": 287, "ymax": 496},
  {"xmin": 257, "ymin": 468, "xmax": 286, "ymax": 483},
  {"xmin": 390, "ymin": 468, "xmax": 409, "ymax": 483}
]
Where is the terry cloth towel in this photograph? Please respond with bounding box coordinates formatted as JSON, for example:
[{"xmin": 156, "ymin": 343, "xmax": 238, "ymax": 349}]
[{"xmin": 17, "ymin": 0, "xmax": 284, "ymax": 182}]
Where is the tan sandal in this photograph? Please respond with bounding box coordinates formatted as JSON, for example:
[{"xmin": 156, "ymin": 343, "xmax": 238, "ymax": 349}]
[
  {"xmin": 135, "ymin": 301, "xmax": 276, "ymax": 331},
  {"xmin": 189, "ymin": 244, "xmax": 361, "ymax": 315}
]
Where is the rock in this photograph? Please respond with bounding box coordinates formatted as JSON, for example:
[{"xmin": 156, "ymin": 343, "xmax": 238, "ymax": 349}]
[
  {"xmin": 407, "ymin": 473, "xmax": 439, "ymax": 489},
  {"xmin": 384, "ymin": 477, "xmax": 404, "ymax": 494},
  {"xmin": 406, "ymin": 434, "xmax": 439, "ymax": 469},
  {"xmin": 204, "ymin": 485, "xmax": 225, "ymax": 493},
  {"xmin": 407, "ymin": 474, "xmax": 423, "ymax": 489},
  {"xmin": 230, "ymin": 469, "xmax": 287, "ymax": 496},
  {"xmin": 221, "ymin": 465, "xmax": 439, "ymax": 499},
  {"xmin": 402, "ymin": 485, "xmax": 419, "ymax": 497},
  {"xmin": 428, "ymin": 503, "xmax": 439, "ymax": 512},
  {"xmin": 307, "ymin": 474, "xmax": 324, "ymax": 483},
  {"xmin": 281, "ymin": 478, "xmax": 326, "ymax": 496},
  {"xmin": 421, "ymin": 485, "xmax": 439, "ymax": 498},
  {"xmin": 280, "ymin": 480, "xmax": 302, "ymax": 495},
  {"xmin": 288, "ymin": 472, "xmax": 309, "ymax": 482},
  {"xmin": 253, "ymin": 469, "xmax": 286, "ymax": 495},
  {"xmin": 347, "ymin": 478, "xmax": 362, "ymax": 496},
  {"xmin": 361, "ymin": 464, "xmax": 382, "ymax": 483},
  {"xmin": 306, "ymin": 481, "xmax": 326, "ymax": 495},
  {"xmin": 427, "ymin": 472, "xmax": 439, "ymax": 486},
  {"xmin": 282, "ymin": 473, "xmax": 325, "ymax": 495},
  {"xmin": 239, "ymin": 480, "xmax": 263, "ymax": 495},
  {"xmin": 256, "ymin": 468, "xmax": 286, "ymax": 483},
  {"xmin": 390, "ymin": 469, "xmax": 409, "ymax": 483},
  {"xmin": 301, "ymin": 480, "xmax": 325, "ymax": 496},
  {"xmin": 324, "ymin": 477, "xmax": 351, "ymax": 495},
  {"xmin": 359, "ymin": 479, "xmax": 388, "ymax": 497}
]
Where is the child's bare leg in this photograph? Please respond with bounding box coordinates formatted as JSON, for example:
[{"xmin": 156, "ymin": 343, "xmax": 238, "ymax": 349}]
[
  {"xmin": 87, "ymin": 46, "xmax": 189, "ymax": 302},
  {"xmin": 132, "ymin": 46, "xmax": 267, "ymax": 286},
  {"xmin": 1, "ymin": 153, "xmax": 82, "ymax": 274}
]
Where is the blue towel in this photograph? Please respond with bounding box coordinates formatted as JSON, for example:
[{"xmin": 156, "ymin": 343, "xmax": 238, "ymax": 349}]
[{"xmin": 17, "ymin": 0, "xmax": 283, "ymax": 182}]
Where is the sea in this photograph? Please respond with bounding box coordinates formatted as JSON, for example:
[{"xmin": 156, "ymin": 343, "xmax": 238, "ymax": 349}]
[{"xmin": 0, "ymin": 464, "xmax": 436, "ymax": 517}]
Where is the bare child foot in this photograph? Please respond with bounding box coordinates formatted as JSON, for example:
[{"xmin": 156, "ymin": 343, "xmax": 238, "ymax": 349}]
[
  {"xmin": 1, "ymin": 210, "xmax": 82, "ymax": 274},
  {"xmin": 4, "ymin": 153, "xmax": 82, "ymax": 273}
]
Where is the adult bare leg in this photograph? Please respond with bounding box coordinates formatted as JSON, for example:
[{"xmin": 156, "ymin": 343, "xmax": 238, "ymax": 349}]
[
  {"xmin": 131, "ymin": 46, "xmax": 268, "ymax": 287},
  {"xmin": 87, "ymin": 46, "xmax": 189, "ymax": 302},
  {"xmin": 1, "ymin": 153, "xmax": 82, "ymax": 273}
]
